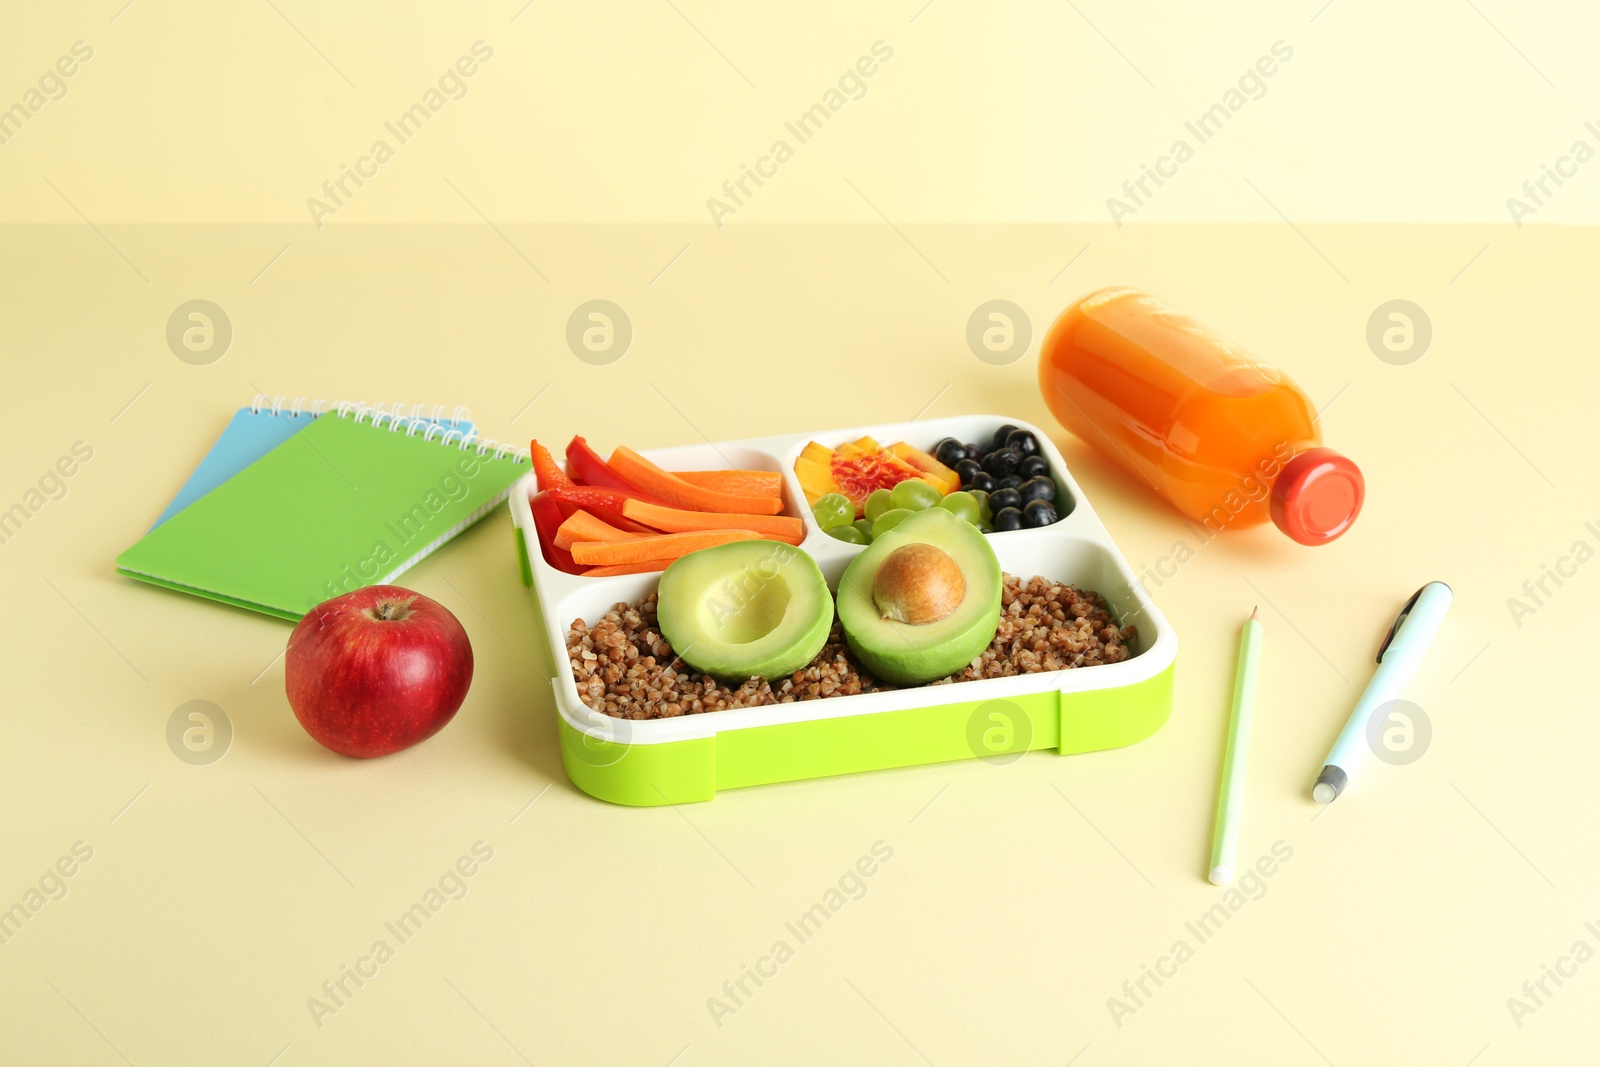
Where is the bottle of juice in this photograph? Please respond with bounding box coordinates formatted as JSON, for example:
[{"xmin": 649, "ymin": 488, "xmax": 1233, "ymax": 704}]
[{"xmin": 1038, "ymin": 287, "xmax": 1363, "ymax": 545}]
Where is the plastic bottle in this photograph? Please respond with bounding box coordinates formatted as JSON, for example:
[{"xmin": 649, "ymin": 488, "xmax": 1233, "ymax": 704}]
[{"xmin": 1038, "ymin": 287, "xmax": 1363, "ymax": 546}]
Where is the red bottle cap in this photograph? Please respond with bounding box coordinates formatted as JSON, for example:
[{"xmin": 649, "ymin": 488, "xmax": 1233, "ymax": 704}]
[{"xmin": 1270, "ymin": 448, "xmax": 1364, "ymax": 546}]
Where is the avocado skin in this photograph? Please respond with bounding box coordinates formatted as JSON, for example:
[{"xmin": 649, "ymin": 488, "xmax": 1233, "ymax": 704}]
[{"xmin": 836, "ymin": 509, "xmax": 1002, "ymax": 685}]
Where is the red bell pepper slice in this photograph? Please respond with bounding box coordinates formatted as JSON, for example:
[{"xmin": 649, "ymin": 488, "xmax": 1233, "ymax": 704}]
[
  {"xmin": 564, "ymin": 436, "xmax": 673, "ymax": 512},
  {"xmin": 528, "ymin": 490, "xmax": 584, "ymax": 574},
  {"xmin": 530, "ymin": 439, "xmax": 574, "ymax": 492},
  {"xmin": 565, "ymin": 435, "xmax": 632, "ymax": 490},
  {"xmin": 547, "ymin": 484, "xmax": 661, "ymax": 534}
]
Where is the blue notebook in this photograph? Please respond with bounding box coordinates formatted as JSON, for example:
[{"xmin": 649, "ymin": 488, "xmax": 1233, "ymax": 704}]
[{"xmin": 152, "ymin": 397, "xmax": 474, "ymax": 528}]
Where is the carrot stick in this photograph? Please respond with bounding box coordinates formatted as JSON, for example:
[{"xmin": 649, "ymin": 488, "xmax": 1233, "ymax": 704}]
[
  {"xmin": 581, "ymin": 560, "xmax": 674, "ymax": 577},
  {"xmin": 554, "ymin": 509, "xmax": 644, "ymax": 550},
  {"xmin": 610, "ymin": 515, "xmax": 659, "ymax": 535},
  {"xmin": 674, "ymin": 469, "xmax": 782, "ymax": 497},
  {"xmin": 608, "ymin": 447, "xmax": 784, "ymax": 515},
  {"xmin": 622, "ymin": 499, "xmax": 802, "ymax": 543},
  {"xmin": 569, "ymin": 529, "xmax": 761, "ymax": 566}
]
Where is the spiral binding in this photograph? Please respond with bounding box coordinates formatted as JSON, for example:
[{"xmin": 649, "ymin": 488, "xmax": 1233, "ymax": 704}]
[
  {"xmin": 250, "ymin": 394, "xmax": 341, "ymax": 419},
  {"xmin": 244, "ymin": 395, "xmax": 527, "ymax": 463}
]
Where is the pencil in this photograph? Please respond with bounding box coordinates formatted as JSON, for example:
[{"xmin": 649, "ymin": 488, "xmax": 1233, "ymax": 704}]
[{"xmin": 1209, "ymin": 607, "xmax": 1262, "ymax": 886}]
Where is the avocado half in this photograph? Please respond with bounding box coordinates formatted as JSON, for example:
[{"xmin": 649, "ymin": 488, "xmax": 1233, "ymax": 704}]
[
  {"xmin": 836, "ymin": 508, "xmax": 1002, "ymax": 685},
  {"xmin": 657, "ymin": 540, "xmax": 833, "ymax": 681}
]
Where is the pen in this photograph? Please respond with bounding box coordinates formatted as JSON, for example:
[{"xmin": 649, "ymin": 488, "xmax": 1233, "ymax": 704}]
[{"xmin": 1313, "ymin": 581, "xmax": 1453, "ymax": 804}]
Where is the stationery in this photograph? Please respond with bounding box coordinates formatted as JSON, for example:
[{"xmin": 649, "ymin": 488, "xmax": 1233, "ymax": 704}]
[
  {"xmin": 1209, "ymin": 607, "xmax": 1261, "ymax": 886},
  {"xmin": 152, "ymin": 397, "xmax": 473, "ymax": 527},
  {"xmin": 117, "ymin": 409, "xmax": 527, "ymax": 621},
  {"xmin": 1313, "ymin": 582, "xmax": 1453, "ymax": 803}
]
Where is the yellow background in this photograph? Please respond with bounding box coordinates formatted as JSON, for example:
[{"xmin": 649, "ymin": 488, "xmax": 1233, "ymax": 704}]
[
  {"xmin": 3, "ymin": 1, "xmax": 1597, "ymax": 1064},
  {"xmin": 3, "ymin": 0, "xmax": 1599, "ymax": 224}
]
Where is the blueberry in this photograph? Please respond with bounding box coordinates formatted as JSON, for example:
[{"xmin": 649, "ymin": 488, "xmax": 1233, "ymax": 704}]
[
  {"xmin": 995, "ymin": 474, "xmax": 1020, "ymax": 491},
  {"xmin": 1018, "ymin": 475, "xmax": 1055, "ymax": 503},
  {"xmin": 1005, "ymin": 429, "xmax": 1039, "ymax": 456},
  {"xmin": 989, "ymin": 487, "xmax": 1022, "ymax": 513},
  {"xmin": 1022, "ymin": 499, "xmax": 1058, "ymax": 527},
  {"xmin": 963, "ymin": 442, "xmax": 984, "ymax": 461},
  {"xmin": 970, "ymin": 471, "xmax": 997, "ymax": 494},
  {"xmin": 991, "ymin": 424, "xmax": 1020, "ymax": 451},
  {"xmin": 954, "ymin": 458, "xmax": 983, "ymax": 485},
  {"xmin": 1019, "ymin": 454, "xmax": 1050, "ymax": 480},
  {"xmin": 934, "ymin": 438, "xmax": 967, "ymax": 467},
  {"xmin": 992, "ymin": 506, "xmax": 1024, "ymax": 532},
  {"xmin": 985, "ymin": 448, "xmax": 1022, "ymax": 477}
]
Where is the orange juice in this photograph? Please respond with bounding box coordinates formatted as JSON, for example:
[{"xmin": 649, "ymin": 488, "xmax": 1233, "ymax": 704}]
[{"xmin": 1039, "ymin": 288, "xmax": 1363, "ymax": 545}]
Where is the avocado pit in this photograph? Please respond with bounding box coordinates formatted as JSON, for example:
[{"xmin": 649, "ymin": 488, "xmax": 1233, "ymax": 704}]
[{"xmin": 873, "ymin": 543, "xmax": 966, "ymax": 625}]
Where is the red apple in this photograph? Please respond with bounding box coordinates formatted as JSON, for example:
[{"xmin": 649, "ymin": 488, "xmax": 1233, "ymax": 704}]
[{"xmin": 285, "ymin": 585, "xmax": 473, "ymax": 758}]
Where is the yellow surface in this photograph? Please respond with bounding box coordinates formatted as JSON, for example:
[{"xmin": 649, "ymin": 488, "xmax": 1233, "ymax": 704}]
[{"xmin": 3, "ymin": 218, "xmax": 1595, "ymax": 1064}]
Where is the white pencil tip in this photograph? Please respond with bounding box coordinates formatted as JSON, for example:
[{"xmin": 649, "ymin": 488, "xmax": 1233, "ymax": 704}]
[{"xmin": 1209, "ymin": 866, "xmax": 1231, "ymax": 886}]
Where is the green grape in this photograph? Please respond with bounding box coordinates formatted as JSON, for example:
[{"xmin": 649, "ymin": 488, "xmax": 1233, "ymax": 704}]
[
  {"xmin": 863, "ymin": 488, "xmax": 895, "ymax": 523},
  {"xmin": 853, "ymin": 518, "xmax": 874, "ymax": 541},
  {"xmin": 969, "ymin": 489, "xmax": 992, "ymax": 523},
  {"xmin": 937, "ymin": 490, "xmax": 981, "ymax": 525},
  {"xmin": 827, "ymin": 524, "xmax": 868, "ymax": 544},
  {"xmin": 871, "ymin": 508, "xmax": 915, "ymax": 539},
  {"xmin": 889, "ymin": 479, "xmax": 941, "ymax": 512},
  {"xmin": 811, "ymin": 492, "xmax": 854, "ymax": 530}
]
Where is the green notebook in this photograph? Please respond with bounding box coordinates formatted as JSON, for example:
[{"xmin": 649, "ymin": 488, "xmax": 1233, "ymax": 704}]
[{"xmin": 117, "ymin": 412, "xmax": 528, "ymax": 621}]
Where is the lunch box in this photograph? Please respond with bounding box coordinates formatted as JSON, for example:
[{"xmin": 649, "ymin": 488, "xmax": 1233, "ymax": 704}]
[{"xmin": 508, "ymin": 415, "xmax": 1177, "ymax": 806}]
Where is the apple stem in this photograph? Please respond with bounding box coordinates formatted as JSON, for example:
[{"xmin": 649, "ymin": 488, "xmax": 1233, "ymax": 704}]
[{"xmin": 367, "ymin": 597, "xmax": 416, "ymax": 622}]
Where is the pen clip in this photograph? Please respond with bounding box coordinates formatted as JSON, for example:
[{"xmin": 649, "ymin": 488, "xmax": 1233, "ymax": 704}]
[{"xmin": 1377, "ymin": 585, "xmax": 1426, "ymax": 663}]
